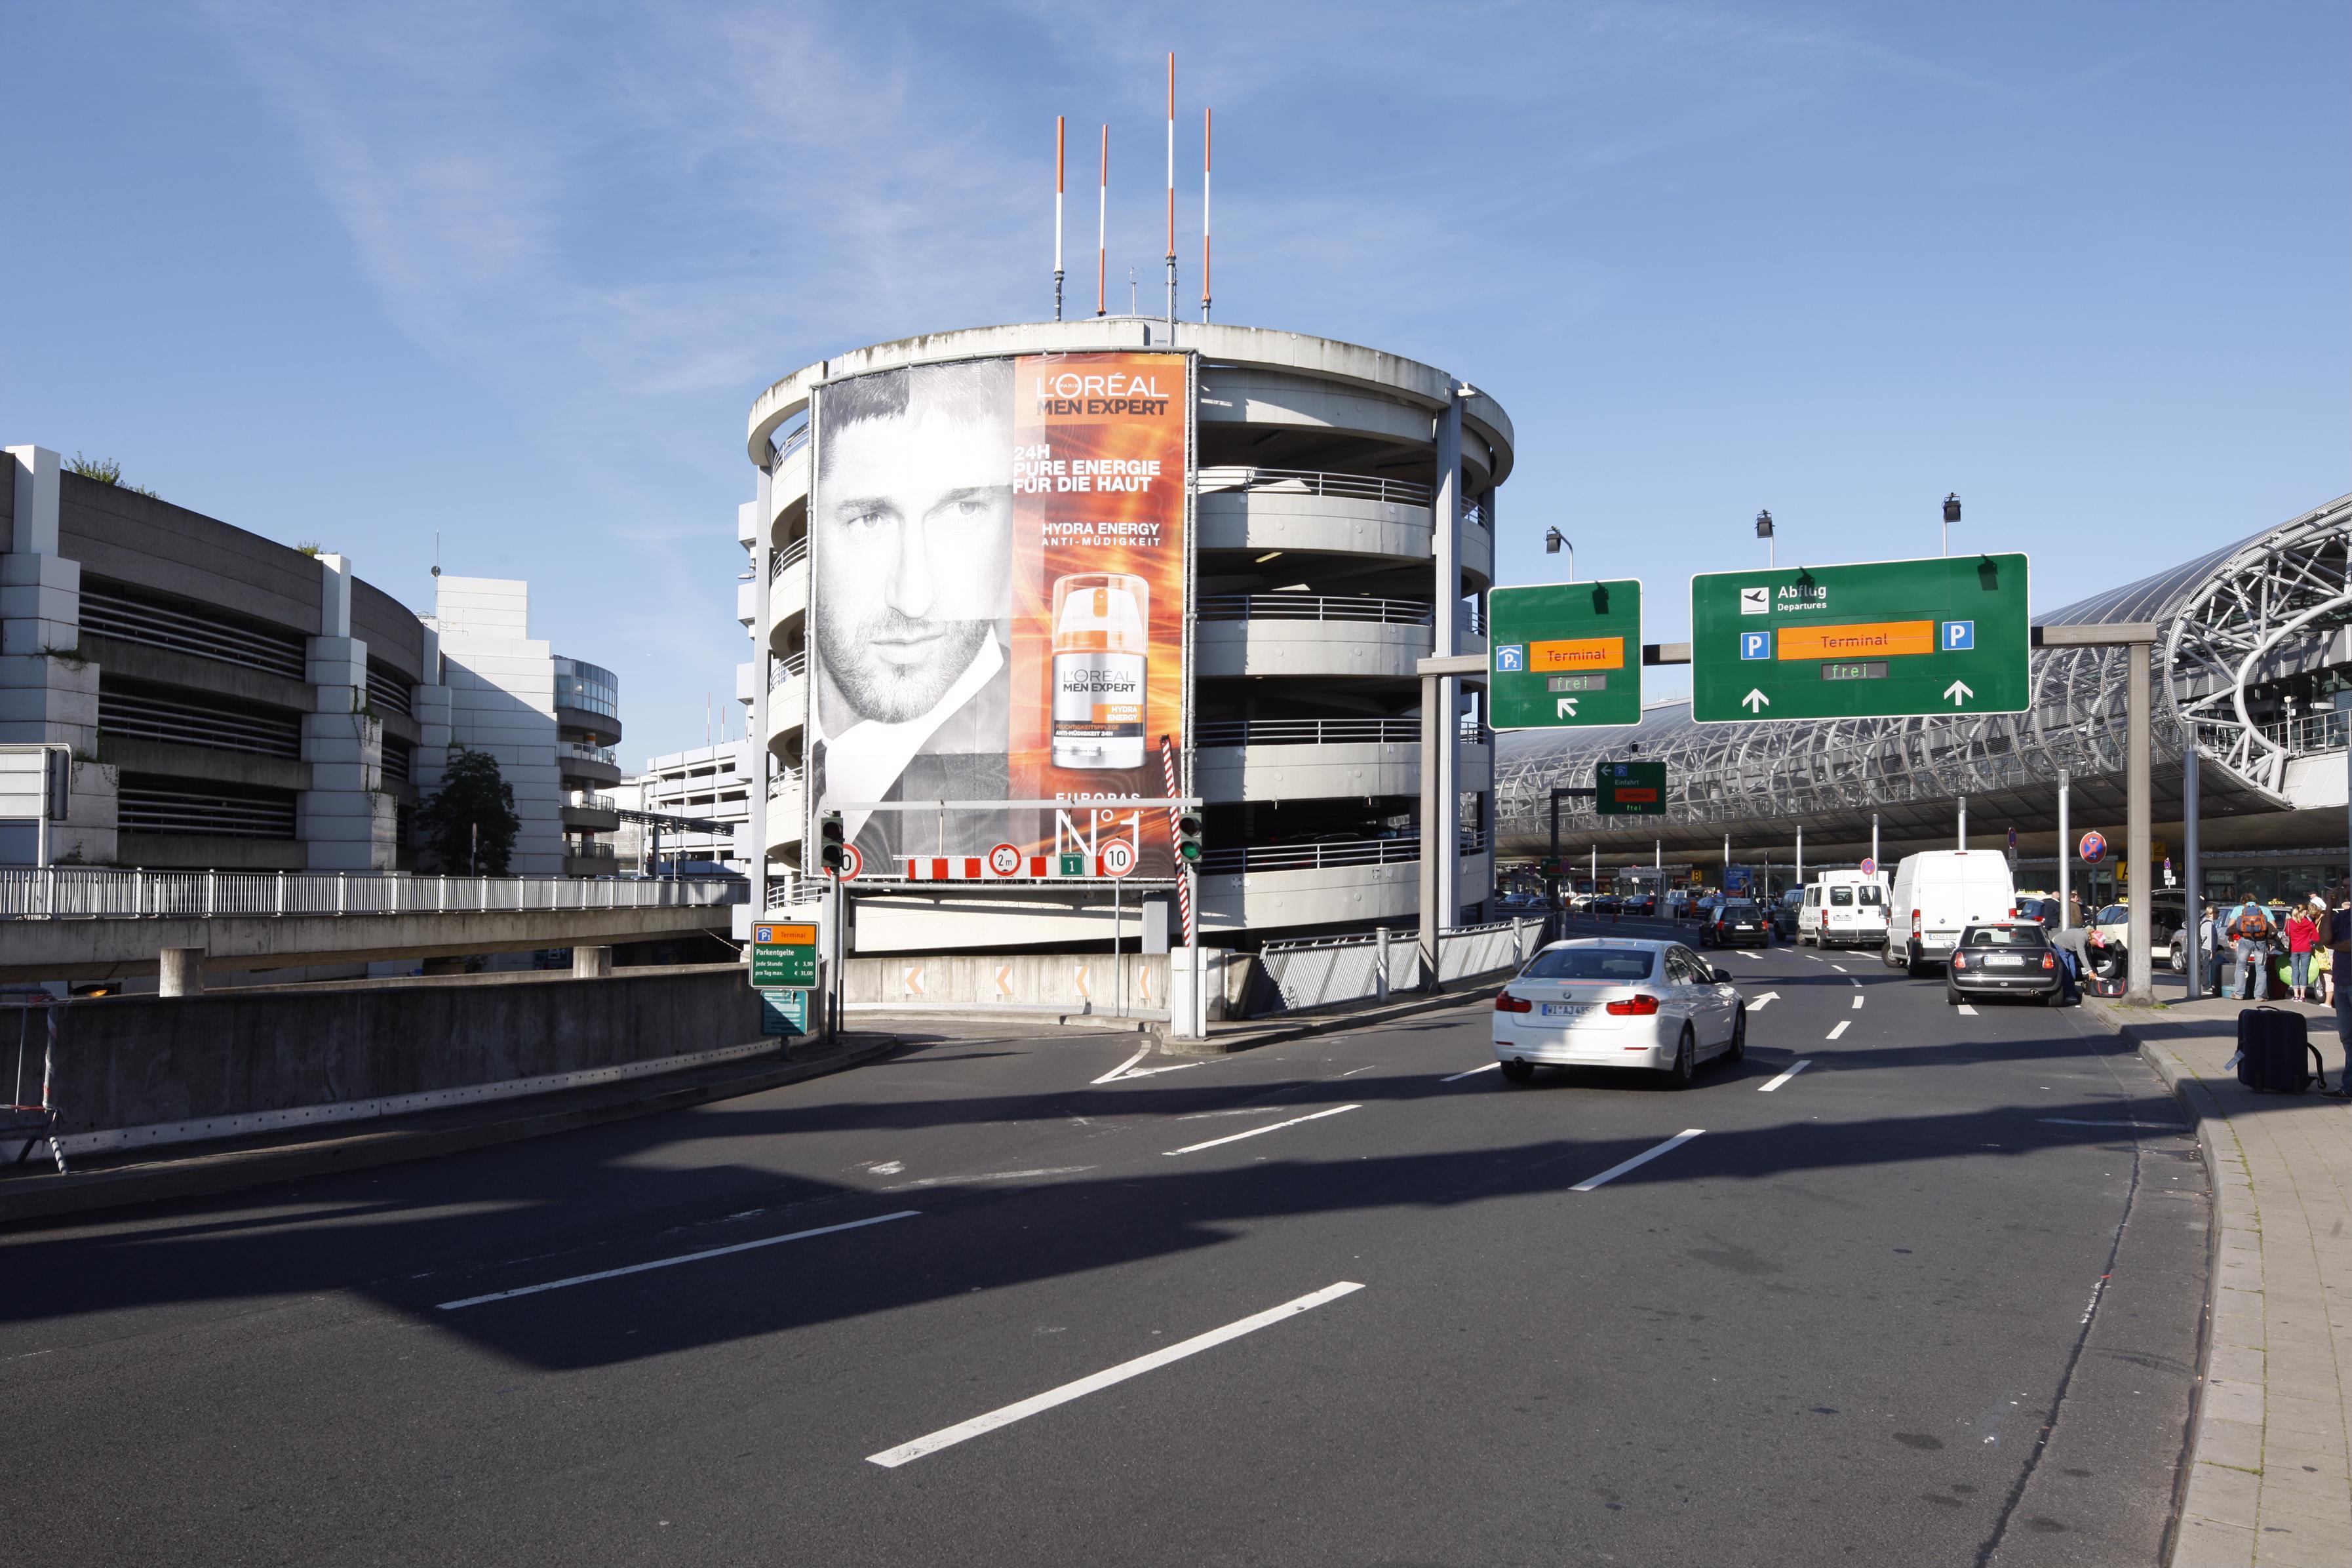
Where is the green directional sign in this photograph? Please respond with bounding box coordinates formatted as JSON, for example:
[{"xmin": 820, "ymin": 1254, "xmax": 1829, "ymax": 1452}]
[
  {"xmin": 750, "ymin": 921, "xmax": 819, "ymax": 988},
  {"xmin": 1489, "ymin": 579, "xmax": 1643, "ymax": 730},
  {"xmin": 1596, "ymin": 760, "xmax": 1668, "ymax": 815},
  {"xmin": 1691, "ymin": 554, "xmax": 2029, "ymax": 724}
]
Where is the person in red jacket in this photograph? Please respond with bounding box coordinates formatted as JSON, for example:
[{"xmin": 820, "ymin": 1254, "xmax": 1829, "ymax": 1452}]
[{"xmin": 2286, "ymin": 901, "xmax": 2321, "ymax": 1000}]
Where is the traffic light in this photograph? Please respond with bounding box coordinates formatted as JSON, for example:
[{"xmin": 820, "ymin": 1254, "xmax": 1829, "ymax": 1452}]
[
  {"xmin": 1174, "ymin": 810, "xmax": 1204, "ymax": 865},
  {"xmin": 818, "ymin": 812, "xmax": 846, "ymax": 874}
]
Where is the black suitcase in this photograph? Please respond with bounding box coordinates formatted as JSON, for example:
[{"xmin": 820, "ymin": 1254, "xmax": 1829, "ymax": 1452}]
[{"xmin": 2236, "ymin": 1007, "xmax": 2324, "ymax": 1093}]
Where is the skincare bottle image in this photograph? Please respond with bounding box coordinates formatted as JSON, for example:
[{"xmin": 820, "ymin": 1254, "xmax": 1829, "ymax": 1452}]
[{"xmin": 1051, "ymin": 572, "xmax": 1148, "ymax": 769}]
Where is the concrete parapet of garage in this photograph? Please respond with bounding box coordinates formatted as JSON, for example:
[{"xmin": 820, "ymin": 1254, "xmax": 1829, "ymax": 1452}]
[
  {"xmin": 0, "ymin": 903, "xmax": 734, "ymax": 983},
  {"xmin": 20, "ymin": 963, "xmax": 796, "ymax": 1158}
]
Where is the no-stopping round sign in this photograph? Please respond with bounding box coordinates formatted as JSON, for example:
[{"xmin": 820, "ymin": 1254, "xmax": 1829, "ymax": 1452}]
[
  {"xmin": 2077, "ymin": 831, "xmax": 2107, "ymax": 865},
  {"xmin": 987, "ymin": 843, "xmax": 1023, "ymax": 877},
  {"xmin": 1100, "ymin": 839, "xmax": 1137, "ymax": 878}
]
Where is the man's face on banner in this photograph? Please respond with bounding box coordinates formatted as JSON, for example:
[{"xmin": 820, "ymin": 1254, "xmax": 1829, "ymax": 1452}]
[{"xmin": 815, "ymin": 385, "xmax": 1012, "ymax": 726}]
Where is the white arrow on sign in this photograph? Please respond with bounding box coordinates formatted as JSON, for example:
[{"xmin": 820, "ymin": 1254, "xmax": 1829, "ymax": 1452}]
[
  {"xmin": 1556, "ymin": 697, "xmax": 1579, "ymax": 718},
  {"xmin": 1742, "ymin": 689, "xmax": 1771, "ymax": 713},
  {"xmin": 1943, "ymin": 680, "xmax": 1974, "ymax": 707}
]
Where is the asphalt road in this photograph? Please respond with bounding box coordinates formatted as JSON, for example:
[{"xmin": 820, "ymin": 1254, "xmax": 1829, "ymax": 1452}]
[{"xmin": 1, "ymin": 918, "xmax": 2206, "ymax": 1567}]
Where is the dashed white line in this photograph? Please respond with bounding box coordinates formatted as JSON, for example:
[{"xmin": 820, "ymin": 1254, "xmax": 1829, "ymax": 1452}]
[
  {"xmin": 888, "ymin": 1167, "xmax": 1093, "ymax": 1190},
  {"xmin": 1826, "ymin": 1021, "xmax": 1851, "ymax": 1040},
  {"xmin": 865, "ymin": 1281, "xmax": 1366, "ymax": 1467},
  {"xmin": 1443, "ymin": 1062, "xmax": 1501, "ymax": 1082},
  {"xmin": 1571, "ymin": 1129, "xmax": 1704, "ymax": 1192},
  {"xmin": 1166, "ymin": 1105, "xmax": 1360, "ymax": 1156},
  {"xmin": 1830, "ymin": 964, "xmax": 1848, "ymax": 973},
  {"xmin": 1852, "ymin": 995, "xmax": 1864, "ymax": 1009},
  {"xmin": 437, "ymin": 1210, "xmax": 920, "ymax": 1311},
  {"xmin": 1957, "ymin": 1004, "xmax": 1979, "ymax": 1015},
  {"xmin": 1757, "ymin": 1060, "xmax": 1812, "ymax": 1092}
]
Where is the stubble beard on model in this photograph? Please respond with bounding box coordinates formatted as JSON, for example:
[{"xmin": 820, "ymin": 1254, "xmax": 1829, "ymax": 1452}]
[{"xmin": 821, "ymin": 611, "xmax": 990, "ymax": 726}]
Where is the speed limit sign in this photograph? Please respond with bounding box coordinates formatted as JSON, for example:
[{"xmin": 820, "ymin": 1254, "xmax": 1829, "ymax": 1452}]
[
  {"xmin": 987, "ymin": 842, "xmax": 1023, "ymax": 877},
  {"xmin": 1101, "ymin": 839, "xmax": 1137, "ymax": 878},
  {"xmin": 832, "ymin": 843, "xmax": 863, "ymax": 880}
]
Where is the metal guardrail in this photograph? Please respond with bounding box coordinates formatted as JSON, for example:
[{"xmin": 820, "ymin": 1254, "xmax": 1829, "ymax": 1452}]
[
  {"xmin": 1192, "ymin": 718, "xmax": 1496, "ymax": 747},
  {"xmin": 770, "ymin": 423, "xmax": 811, "ymax": 465},
  {"xmin": 560, "ymin": 741, "xmax": 619, "ymax": 768},
  {"xmin": 2255, "ymin": 711, "xmax": 2350, "ymax": 757},
  {"xmin": 0, "ymin": 868, "xmax": 745, "ymax": 920},
  {"xmin": 764, "ymin": 874, "xmax": 829, "ymax": 909},
  {"xmin": 1200, "ymin": 829, "xmax": 1491, "ymax": 876},
  {"xmin": 1197, "ymin": 594, "xmax": 1433, "ymax": 626},
  {"xmin": 766, "ymin": 764, "xmax": 806, "ymax": 800},
  {"xmin": 770, "ymin": 535, "xmax": 809, "ymax": 579},
  {"xmin": 1194, "ymin": 466, "xmax": 1434, "ymax": 508},
  {"xmin": 770, "ymin": 649, "xmax": 807, "ymax": 688}
]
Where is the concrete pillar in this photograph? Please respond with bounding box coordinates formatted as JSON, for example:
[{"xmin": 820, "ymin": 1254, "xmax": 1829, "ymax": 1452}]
[
  {"xmin": 1433, "ymin": 391, "xmax": 1462, "ymax": 928},
  {"xmin": 298, "ymin": 553, "xmax": 396, "ymax": 871},
  {"xmin": 159, "ymin": 947, "xmax": 205, "ymax": 996},
  {"xmin": 3, "ymin": 445, "xmax": 115, "ymax": 864},
  {"xmin": 572, "ymin": 945, "xmax": 613, "ymax": 978}
]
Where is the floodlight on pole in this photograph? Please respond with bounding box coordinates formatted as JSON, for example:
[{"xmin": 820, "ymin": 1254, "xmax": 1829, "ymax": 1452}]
[
  {"xmin": 1755, "ymin": 509, "xmax": 1775, "ymax": 568},
  {"xmin": 1942, "ymin": 492, "xmax": 1961, "ymax": 557},
  {"xmin": 1544, "ymin": 526, "xmax": 1575, "ymax": 583}
]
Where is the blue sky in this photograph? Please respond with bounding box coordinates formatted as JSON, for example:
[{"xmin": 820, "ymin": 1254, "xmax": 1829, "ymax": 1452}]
[{"xmin": 3, "ymin": 1, "xmax": 2343, "ymax": 760}]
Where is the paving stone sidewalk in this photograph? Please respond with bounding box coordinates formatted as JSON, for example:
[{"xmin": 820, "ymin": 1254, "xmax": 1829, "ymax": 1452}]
[{"xmin": 2092, "ymin": 994, "xmax": 2352, "ymax": 1567}]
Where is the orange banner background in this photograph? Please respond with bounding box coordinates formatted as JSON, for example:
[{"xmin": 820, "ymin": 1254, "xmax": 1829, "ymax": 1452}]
[
  {"xmin": 1009, "ymin": 353, "xmax": 1190, "ymax": 876},
  {"xmin": 1774, "ymin": 620, "xmax": 1936, "ymax": 661}
]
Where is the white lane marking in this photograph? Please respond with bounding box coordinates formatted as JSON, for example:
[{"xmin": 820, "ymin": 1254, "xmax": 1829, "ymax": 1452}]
[
  {"xmin": 1093, "ymin": 1046, "xmax": 1152, "ymax": 1084},
  {"xmin": 437, "ymin": 1210, "xmax": 920, "ymax": 1311},
  {"xmin": 1849, "ymin": 978, "xmax": 1862, "ymax": 987},
  {"xmin": 1957, "ymin": 1004, "xmax": 1979, "ymax": 1015},
  {"xmin": 1093, "ymin": 1046, "xmax": 1205, "ymax": 1084},
  {"xmin": 1166, "ymin": 1105, "xmax": 1360, "ymax": 1156},
  {"xmin": 1852, "ymin": 996, "xmax": 1864, "ymax": 1009},
  {"xmin": 1746, "ymin": 991, "xmax": 1779, "ymax": 1009},
  {"xmin": 1757, "ymin": 1059, "xmax": 1812, "ymax": 1092},
  {"xmin": 867, "ymin": 1161, "xmax": 905, "ymax": 1176},
  {"xmin": 1443, "ymin": 1062, "xmax": 1501, "ymax": 1082},
  {"xmin": 1826, "ymin": 1021, "xmax": 1851, "ymax": 1040},
  {"xmin": 1830, "ymin": 964, "xmax": 1848, "ymax": 973},
  {"xmin": 888, "ymin": 1167, "xmax": 1093, "ymax": 1190},
  {"xmin": 2037, "ymin": 1118, "xmax": 2187, "ymax": 1130},
  {"xmin": 866, "ymin": 1282, "xmax": 1366, "ymax": 1467},
  {"xmin": 1571, "ymin": 1129, "xmax": 1704, "ymax": 1192}
]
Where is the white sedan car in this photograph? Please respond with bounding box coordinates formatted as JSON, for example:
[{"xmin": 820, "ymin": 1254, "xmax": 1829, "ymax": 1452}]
[{"xmin": 1492, "ymin": 937, "xmax": 1747, "ymax": 1088}]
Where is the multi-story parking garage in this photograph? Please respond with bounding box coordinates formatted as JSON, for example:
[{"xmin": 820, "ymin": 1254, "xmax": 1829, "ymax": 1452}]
[
  {"xmin": 737, "ymin": 320, "xmax": 1512, "ymax": 951},
  {"xmin": 1495, "ymin": 492, "xmax": 2352, "ymax": 909}
]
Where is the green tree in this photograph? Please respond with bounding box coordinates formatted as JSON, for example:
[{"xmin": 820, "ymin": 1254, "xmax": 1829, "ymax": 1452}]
[{"xmin": 418, "ymin": 747, "xmax": 520, "ymax": 874}]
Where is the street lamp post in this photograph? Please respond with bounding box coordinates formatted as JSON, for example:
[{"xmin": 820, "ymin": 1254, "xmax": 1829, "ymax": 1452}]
[
  {"xmin": 1544, "ymin": 526, "xmax": 1574, "ymax": 583},
  {"xmin": 1755, "ymin": 509, "xmax": 1774, "ymax": 569},
  {"xmin": 1942, "ymin": 492, "xmax": 1961, "ymax": 557}
]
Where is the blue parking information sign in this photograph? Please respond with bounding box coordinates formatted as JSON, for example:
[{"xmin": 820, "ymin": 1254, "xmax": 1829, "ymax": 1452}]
[
  {"xmin": 1740, "ymin": 631, "xmax": 1771, "ymax": 661},
  {"xmin": 1495, "ymin": 644, "xmax": 1527, "ymax": 673},
  {"xmin": 1942, "ymin": 621, "xmax": 1974, "ymax": 650}
]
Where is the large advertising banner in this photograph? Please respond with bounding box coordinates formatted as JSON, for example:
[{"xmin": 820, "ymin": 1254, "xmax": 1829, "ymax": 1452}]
[{"xmin": 806, "ymin": 351, "xmax": 1190, "ymax": 882}]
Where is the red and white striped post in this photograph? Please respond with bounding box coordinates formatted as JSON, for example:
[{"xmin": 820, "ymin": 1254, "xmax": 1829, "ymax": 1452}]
[
  {"xmin": 1053, "ymin": 115, "xmax": 1065, "ymax": 321},
  {"xmin": 1158, "ymin": 733, "xmax": 1192, "ymax": 943},
  {"xmin": 1096, "ymin": 124, "xmax": 1108, "ymax": 317},
  {"xmin": 1201, "ymin": 107, "xmax": 1212, "ymax": 323},
  {"xmin": 1163, "ymin": 53, "xmax": 1177, "ymax": 326}
]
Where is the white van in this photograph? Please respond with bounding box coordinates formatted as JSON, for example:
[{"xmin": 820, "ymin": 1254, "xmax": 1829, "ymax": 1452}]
[
  {"xmin": 1885, "ymin": 851, "xmax": 2018, "ymax": 974},
  {"xmin": 1798, "ymin": 871, "xmax": 1891, "ymax": 949}
]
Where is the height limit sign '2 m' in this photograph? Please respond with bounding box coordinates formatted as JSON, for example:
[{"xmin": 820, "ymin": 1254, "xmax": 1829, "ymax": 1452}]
[
  {"xmin": 1489, "ymin": 579, "xmax": 1644, "ymax": 730},
  {"xmin": 1689, "ymin": 555, "xmax": 2029, "ymax": 724}
]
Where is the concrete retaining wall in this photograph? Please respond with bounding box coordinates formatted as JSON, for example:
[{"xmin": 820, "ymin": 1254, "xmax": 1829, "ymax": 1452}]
[{"xmin": 27, "ymin": 967, "xmax": 767, "ymax": 1141}]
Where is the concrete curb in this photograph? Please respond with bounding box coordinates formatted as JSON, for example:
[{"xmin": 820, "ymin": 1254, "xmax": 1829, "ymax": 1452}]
[
  {"xmin": 2083, "ymin": 1000, "xmax": 2260, "ymax": 1568},
  {"xmin": 1173, "ymin": 981, "xmax": 1502, "ymax": 1056},
  {"xmin": 0, "ymin": 1033, "xmax": 905, "ymax": 1227}
]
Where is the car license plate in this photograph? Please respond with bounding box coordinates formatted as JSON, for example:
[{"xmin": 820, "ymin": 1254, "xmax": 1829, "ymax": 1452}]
[
  {"xmin": 1540, "ymin": 1002, "xmax": 1592, "ymax": 1018},
  {"xmin": 1984, "ymin": 955, "xmax": 2022, "ymax": 967}
]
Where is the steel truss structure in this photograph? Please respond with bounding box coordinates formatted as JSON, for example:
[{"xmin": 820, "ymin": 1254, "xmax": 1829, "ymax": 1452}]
[{"xmin": 1495, "ymin": 494, "xmax": 2352, "ymax": 859}]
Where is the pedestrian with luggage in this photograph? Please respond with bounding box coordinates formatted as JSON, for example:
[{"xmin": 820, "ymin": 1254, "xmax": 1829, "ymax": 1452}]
[
  {"xmin": 2230, "ymin": 898, "xmax": 2275, "ymax": 1001},
  {"xmin": 2327, "ymin": 893, "xmax": 2352, "ymax": 1097},
  {"xmin": 2286, "ymin": 902, "xmax": 2319, "ymax": 1000}
]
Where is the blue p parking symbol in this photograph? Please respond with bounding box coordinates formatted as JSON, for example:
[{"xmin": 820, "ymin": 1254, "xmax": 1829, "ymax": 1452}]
[
  {"xmin": 1496, "ymin": 644, "xmax": 1527, "ymax": 672},
  {"xmin": 1739, "ymin": 631, "xmax": 1771, "ymax": 661},
  {"xmin": 1940, "ymin": 621, "xmax": 1974, "ymax": 651}
]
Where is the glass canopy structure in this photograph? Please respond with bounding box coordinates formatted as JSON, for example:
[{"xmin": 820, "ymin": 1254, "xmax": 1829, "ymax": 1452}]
[{"xmin": 1495, "ymin": 493, "xmax": 2352, "ymax": 861}]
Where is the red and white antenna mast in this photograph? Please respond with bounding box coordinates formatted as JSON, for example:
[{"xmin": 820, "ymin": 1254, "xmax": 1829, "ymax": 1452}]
[
  {"xmin": 1053, "ymin": 115, "xmax": 1065, "ymax": 322},
  {"xmin": 1201, "ymin": 107, "xmax": 1212, "ymax": 323},
  {"xmin": 1096, "ymin": 124, "xmax": 1108, "ymax": 317},
  {"xmin": 1164, "ymin": 52, "xmax": 1177, "ymax": 328}
]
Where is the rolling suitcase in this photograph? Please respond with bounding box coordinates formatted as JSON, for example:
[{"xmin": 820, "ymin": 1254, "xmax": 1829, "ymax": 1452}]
[{"xmin": 2235, "ymin": 1007, "xmax": 2324, "ymax": 1094}]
